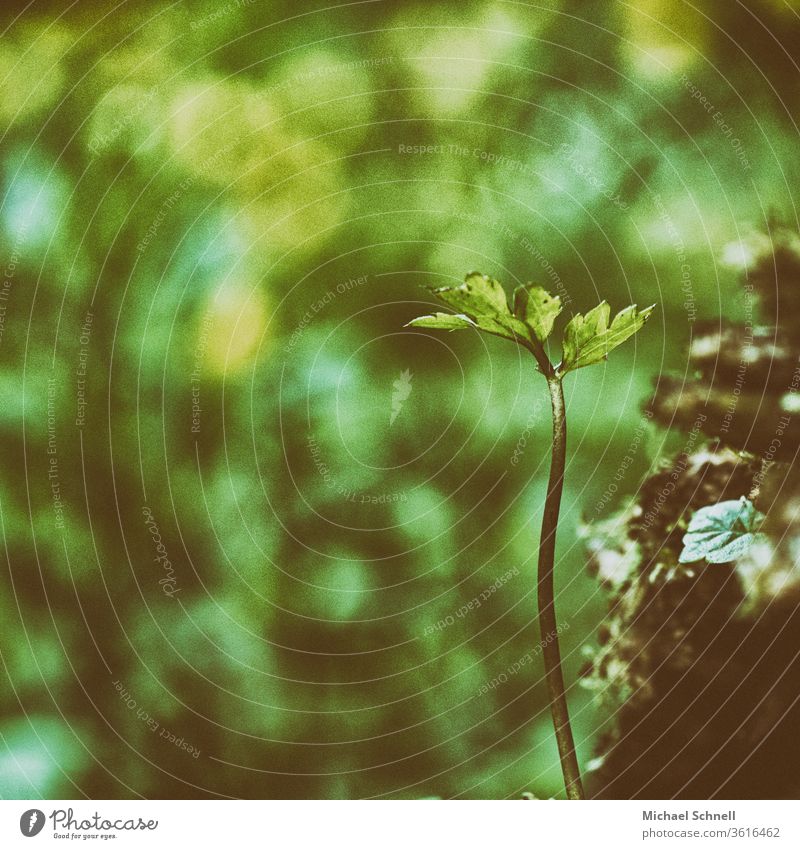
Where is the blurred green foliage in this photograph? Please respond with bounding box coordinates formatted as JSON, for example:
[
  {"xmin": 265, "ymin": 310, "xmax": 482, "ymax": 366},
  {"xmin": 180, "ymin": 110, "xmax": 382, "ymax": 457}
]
[{"xmin": 0, "ymin": 0, "xmax": 798, "ymax": 799}]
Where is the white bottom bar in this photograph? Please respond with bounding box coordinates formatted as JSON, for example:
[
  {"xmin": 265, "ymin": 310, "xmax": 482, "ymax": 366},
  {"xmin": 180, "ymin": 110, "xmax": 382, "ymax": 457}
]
[{"xmin": 2, "ymin": 800, "xmax": 795, "ymax": 848}]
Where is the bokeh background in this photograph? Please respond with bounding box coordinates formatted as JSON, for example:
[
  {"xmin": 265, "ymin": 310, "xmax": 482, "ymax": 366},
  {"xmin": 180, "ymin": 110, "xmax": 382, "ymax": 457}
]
[{"xmin": 1, "ymin": 0, "xmax": 798, "ymax": 799}]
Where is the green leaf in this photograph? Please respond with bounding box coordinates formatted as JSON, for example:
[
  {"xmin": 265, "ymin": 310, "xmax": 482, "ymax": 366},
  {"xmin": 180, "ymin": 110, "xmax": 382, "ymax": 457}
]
[
  {"xmin": 561, "ymin": 302, "xmax": 610, "ymax": 367},
  {"xmin": 678, "ymin": 497, "xmax": 766, "ymax": 564},
  {"xmin": 435, "ymin": 271, "xmax": 510, "ymax": 316},
  {"xmin": 559, "ymin": 303, "xmax": 654, "ymax": 374},
  {"xmin": 405, "ymin": 312, "xmax": 477, "ymax": 331},
  {"xmin": 406, "ymin": 272, "xmax": 531, "ymax": 344},
  {"xmin": 513, "ymin": 285, "xmax": 562, "ymax": 342}
]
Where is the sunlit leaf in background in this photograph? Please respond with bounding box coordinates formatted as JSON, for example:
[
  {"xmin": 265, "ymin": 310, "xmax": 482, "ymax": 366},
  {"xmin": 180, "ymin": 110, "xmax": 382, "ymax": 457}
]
[{"xmin": 679, "ymin": 497, "xmax": 767, "ymax": 564}]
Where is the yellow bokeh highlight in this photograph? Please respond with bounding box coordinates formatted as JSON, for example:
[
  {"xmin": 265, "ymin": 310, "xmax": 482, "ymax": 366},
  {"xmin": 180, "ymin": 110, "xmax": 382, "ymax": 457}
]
[
  {"xmin": 622, "ymin": 0, "xmax": 706, "ymax": 79},
  {"xmin": 169, "ymin": 77, "xmax": 349, "ymax": 256},
  {"xmin": 0, "ymin": 27, "xmax": 69, "ymax": 124},
  {"xmin": 202, "ymin": 282, "xmax": 268, "ymax": 376},
  {"xmin": 169, "ymin": 79, "xmax": 281, "ymax": 183}
]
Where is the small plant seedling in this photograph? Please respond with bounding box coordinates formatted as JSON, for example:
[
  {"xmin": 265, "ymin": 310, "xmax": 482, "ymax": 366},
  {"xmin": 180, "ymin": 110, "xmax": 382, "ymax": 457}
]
[{"xmin": 406, "ymin": 272, "xmax": 655, "ymax": 800}]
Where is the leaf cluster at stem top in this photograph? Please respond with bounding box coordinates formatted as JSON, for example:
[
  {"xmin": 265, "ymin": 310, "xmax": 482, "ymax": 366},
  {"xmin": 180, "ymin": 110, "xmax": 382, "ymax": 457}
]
[{"xmin": 406, "ymin": 271, "xmax": 655, "ymax": 378}]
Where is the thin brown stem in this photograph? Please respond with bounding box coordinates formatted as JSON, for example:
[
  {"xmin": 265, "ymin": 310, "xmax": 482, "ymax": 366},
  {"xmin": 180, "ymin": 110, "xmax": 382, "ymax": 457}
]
[{"xmin": 537, "ymin": 375, "xmax": 584, "ymax": 799}]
